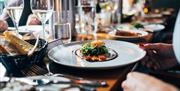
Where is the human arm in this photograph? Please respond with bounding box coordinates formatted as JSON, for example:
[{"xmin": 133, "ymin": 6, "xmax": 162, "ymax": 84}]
[
  {"xmin": 0, "ymin": 20, "xmax": 8, "ymax": 32},
  {"xmin": 122, "ymin": 72, "xmax": 179, "ymax": 91},
  {"xmin": 26, "ymin": 14, "xmax": 41, "ymax": 25},
  {"xmin": 140, "ymin": 43, "xmax": 178, "ymax": 70}
]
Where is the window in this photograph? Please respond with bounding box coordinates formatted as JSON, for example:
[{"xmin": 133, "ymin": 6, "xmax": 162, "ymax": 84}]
[{"xmin": 0, "ymin": 0, "xmax": 4, "ymax": 14}]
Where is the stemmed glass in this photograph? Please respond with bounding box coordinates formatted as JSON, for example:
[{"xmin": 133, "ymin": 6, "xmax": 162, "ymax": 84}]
[
  {"xmin": 4, "ymin": 0, "xmax": 24, "ymax": 36},
  {"xmin": 44, "ymin": 60, "xmax": 53, "ymax": 76},
  {"xmin": 30, "ymin": 0, "xmax": 54, "ymax": 41}
]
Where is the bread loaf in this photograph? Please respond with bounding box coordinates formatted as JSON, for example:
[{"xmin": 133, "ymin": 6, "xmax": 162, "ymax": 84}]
[
  {"xmin": 0, "ymin": 44, "xmax": 8, "ymax": 54},
  {"xmin": 3, "ymin": 31, "xmax": 34, "ymax": 55}
]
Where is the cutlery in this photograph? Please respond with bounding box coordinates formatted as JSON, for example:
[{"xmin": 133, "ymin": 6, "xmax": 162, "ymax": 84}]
[
  {"xmin": 29, "ymin": 78, "xmax": 96, "ymax": 91},
  {"xmin": 41, "ymin": 74, "xmax": 107, "ymax": 87},
  {"xmin": 0, "ymin": 77, "xmax": 96, "ymax": 91},
  {"xmin": 131, "ymin": 62, "xmax": 139, "ymax": 72},
  {"xmin": 52, "ymin": 74, "xmax": 107, "ymax": 87},
  {"xmin": 28, "ymin": 35, "xmax": 40, "ymax": 56},
  {"xmin": 21, "ymin": 61, "xmax": 107, "ymax": 87},
  {"xmin": 62, "ymin": 84, "xmax": 96, "ymax": 91},
  {"xmin": 1, "ymin": 76, "xmax": 106, "ymax": 88}
]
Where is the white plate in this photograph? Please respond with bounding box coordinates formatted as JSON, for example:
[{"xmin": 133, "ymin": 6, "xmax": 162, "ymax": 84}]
[
  {"xmin": 8, "ymin": 25, "xmax": 49, "ymax": 39},
  {"xmin": 48, "ymin": 40, "xmax": 146, "ymax": 69},
  {"xmin": 109, "ymin": 29, "xmax": 148, "ymax": 39},
  {"xmin": 144, "ymin": 24, "xmax": 165, "ymax": 32},
  {"xmin": 8, "ymin": 25, "xmax": 43, "ymax": 33}
]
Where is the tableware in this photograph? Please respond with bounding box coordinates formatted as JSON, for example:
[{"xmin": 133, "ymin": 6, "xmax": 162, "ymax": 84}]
[
  {"xmin": 109, "ymin": 29, "xmax": 148, "ymax": 39},
  {"xmin": 8, "ymin": 25, "xmax": 43, "ymax": 33},
  {"xmin": 0, "ymin": 63, "xmax": 6, "ymax": 78},
  {"xmin": 130, "ymin": 62, "xmax": 139, "ymax": 72},
  {"xmin": 76, "ymin": 0, "xmax": 97, "ymax": 38},
  {"xmin": 31, "ymin": 0, "xmax": 54, "ymax": 41},
  {"xmin": 0, "ymin": 76, "xmax": 81, "ymax": 91},
  {"xmin": 27, "ymin": 35, "xmax": 40, "ymax": 56},
  {"xmin": 48, "ymin": 40, "xmax": 146, "ymax": 69},
  {"xmin": 4, "ymin": 0, "xmax": 24, "ymax": 35},
  {"xmin": 1, "ymin": 76, "xmax": 99, "ymax": 91},
  {"xmin": 0, "ymin": 39, "xmax": 47, "ymax": 76},
  {"xmin": 9, "ymin": 25, "xmax": 51, "ymax": 40},
  {"xmin": 144, "ymin": 24, "xmax": 165, "ymax": 32},
  {"xmin": 54, "ymin": 23, "xmax": 72, "ymax": 44},
  {"xmin": 52, "ymin": 9, "xmax": 72, "ymax": 43},
  {"xmin": 28, "ymin": 76, "xmax": 104, "ymax": 88},
  {"xmin": 21, "ymin": 64, "xmax": 107, "ymax": 87},
  {"xmin": 53, "ymin": 74, "xmax": 107, "ymax": 87}
]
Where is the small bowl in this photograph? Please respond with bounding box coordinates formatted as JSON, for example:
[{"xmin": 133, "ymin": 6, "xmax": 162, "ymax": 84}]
[{"xmin": 0, "ymin": 39, "xmax": 47, "ymax": 75}]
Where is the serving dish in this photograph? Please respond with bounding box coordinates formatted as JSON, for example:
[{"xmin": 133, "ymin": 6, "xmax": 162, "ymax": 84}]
[
  {"xmin": 144, "ymin": 24, "xmax": 165, "ymax": 32},
  {"xmin": 48, "ymin": 40, "xmax": 146, "ymax": 69},
  {"xmin": 0, "ymin": 39, "xmax": 47, "ymax": 75}
]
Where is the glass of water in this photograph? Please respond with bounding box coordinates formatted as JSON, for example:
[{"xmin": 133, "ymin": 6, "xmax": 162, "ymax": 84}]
[
  {"xmin": 54, "ymin": 23, "xmax": 71, "ymax": 44},
  {"xmin": 76, "ymin": 0, "xmax": 96, "ymax": 39}
]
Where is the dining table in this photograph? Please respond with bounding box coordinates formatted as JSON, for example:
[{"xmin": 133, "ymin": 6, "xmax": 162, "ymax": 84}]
[
  {"xmin": 0, "ymin": 32, "xmax": 151, "ymax": 91},
  {"xmin": 1, "ymin": 9, "xmax": 179, "ymax": 90},
  {"xmin": 1, "ymin": 29, "xmax": 179, "ymax": 91},
  {"xmin": 44, "ymin": 38, "xmax": 138, "ymax": 91}
]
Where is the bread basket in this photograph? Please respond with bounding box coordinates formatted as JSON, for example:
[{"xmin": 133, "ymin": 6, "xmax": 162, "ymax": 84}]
[{"xmin": 0, "ymin": 39, "xmax": 47, "ymax": 76}]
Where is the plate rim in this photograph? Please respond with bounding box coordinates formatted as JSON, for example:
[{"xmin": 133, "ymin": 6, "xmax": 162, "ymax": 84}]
[
  {"xmin": 144, "ymin": 24, "xmax": 165, "ymax": 32},
  {"xmin": 108, "ymin": 29, "xmax": 149, "ymax": 39},
  {"xmin": 48, "ymin": 40, "xmax": 146, "ymax": 69}
]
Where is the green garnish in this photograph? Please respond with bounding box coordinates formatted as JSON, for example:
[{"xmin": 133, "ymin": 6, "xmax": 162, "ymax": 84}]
[{"xmin": 80, "ymin": 41, "xmax": 108, "ymax": 56}]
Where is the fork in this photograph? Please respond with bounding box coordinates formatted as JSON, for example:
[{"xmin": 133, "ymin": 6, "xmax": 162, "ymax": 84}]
[
  {"xmin": 28, "ymin": 35, "xmax": 40, "ymax": 57},
  {"xmin": 31, "ymin": 65, "xmax": 47, "ymax": 74},
  {"xmin": 27, "ymin": 65, "xmax": 107, "ymax": 87}
]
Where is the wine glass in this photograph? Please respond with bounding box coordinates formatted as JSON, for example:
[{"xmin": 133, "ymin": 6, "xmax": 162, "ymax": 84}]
[
  {"xmin": 4, "ymin": 0, "xmax": 24, "ymax": 36},
  {"xmin": 44, "ymin": 60, "xmax": 53, "ymax": 76},
  {"xmin": 31, "ymin": 0, "xmax": 54, "ymax": 41}
]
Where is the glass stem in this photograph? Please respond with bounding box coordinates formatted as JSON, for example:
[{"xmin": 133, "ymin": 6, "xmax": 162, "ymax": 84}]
[
  {"xmin": 93, "ymin": 23, "xmax": 97, "ymax": 40},
  {"xmin": 13, "ymin": 21, "xmax": 19, "ymax": 35},
  {"xmin": 42, "ymin": 22, "xmax": 47, "ymax": 41}
]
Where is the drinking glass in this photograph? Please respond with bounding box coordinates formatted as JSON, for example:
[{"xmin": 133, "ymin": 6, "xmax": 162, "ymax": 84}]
[
  {"xmin": 77, "ymin": 0, "xmax": 96, "ymax": 39},
  {"xmin": 31, "ymin": 0, "xmax": 54, "ymax": 41},
  {"xmin": 4, "ymin": 0, "xmax": 24, "ymax": 35},
  {"xmin": 54, "ymin": 23, "xmax": 71, "ymax": 44},
  {"xmin": 99, "ymin": 0, "xmax": 122, "ymax": 24}
]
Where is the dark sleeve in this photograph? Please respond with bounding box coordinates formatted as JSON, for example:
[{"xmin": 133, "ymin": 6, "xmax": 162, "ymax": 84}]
[
  {"xmin": 6, "ymin": 0, "xmax": 32, "ymax": 27},
  {"xmin": 18, "ymin": 0, "xmax": 32, "ymax": 26},
  {"xmin": 6, "ymin": 17, "xmax": 14, "ymax": 27}
]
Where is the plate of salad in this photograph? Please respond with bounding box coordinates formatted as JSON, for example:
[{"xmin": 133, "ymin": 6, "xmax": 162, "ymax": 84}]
[{"xmin": 48, "ymin": 40, "xmax": 146, "ymax": 69}]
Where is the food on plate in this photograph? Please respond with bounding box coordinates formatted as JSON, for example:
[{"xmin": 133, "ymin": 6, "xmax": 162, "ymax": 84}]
[
  {"xmin": 131, "ymin": 23, "xmax": 144, "ymax": 29},
  {"xmin": 80, "ymin": 40, "xmax": 109, "ymax": 61},
  {"xmin": 0, "ymin": 45, "xmax": 8, "ymax": 54},
  {"xmin": 115, "ymin": 30, "xmax": 141, "ymax": 37},
  {"xmin": 3, "ymin": 31, "xmax": 34, "ymax": 55}
]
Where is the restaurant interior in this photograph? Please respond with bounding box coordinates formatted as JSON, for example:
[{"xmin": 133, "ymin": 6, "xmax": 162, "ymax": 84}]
[{"xmin": 0, "ymin": 0, "xmax": 180, "ymax": 91}]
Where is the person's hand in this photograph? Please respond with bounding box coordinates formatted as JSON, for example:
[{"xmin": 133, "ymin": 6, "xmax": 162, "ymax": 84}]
[
  {"xmin": 122, "ymin": 72, "xmax": 179, "ymax": 91},
  {"xmin": 26, "ymin": 14, "xmax": 41, "ymax": 25},
  {"xmin": 140, "ymin": 43, "xmax": 178, "ymax": 70},
  {"xmin": 0, "ymin": 20, "xmax": 8, "ymax": 32}
]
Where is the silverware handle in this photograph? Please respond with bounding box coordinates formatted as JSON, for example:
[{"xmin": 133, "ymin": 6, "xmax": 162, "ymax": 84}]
[
  {"xmin": 53, "ymin": 73, "xmax": 107, "ymax": 87},
  {"xmin": 74, "ymin": 80, "xmax": 107, "ymax": 87}
]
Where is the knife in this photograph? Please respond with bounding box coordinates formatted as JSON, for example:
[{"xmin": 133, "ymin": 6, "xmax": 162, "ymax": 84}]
[{"xmin": 0, "ymin": 77, "xmax": 107, "ymax": 87}]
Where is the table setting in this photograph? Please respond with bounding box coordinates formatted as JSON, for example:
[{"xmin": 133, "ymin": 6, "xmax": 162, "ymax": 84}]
[{"xmin": 0, "ymin": 0, "xmax": 180, "ymax": 91}]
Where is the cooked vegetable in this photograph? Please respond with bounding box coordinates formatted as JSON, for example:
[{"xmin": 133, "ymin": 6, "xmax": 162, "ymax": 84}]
[
  {"xmin": 80, "ymin": 40, "xmax": 109, "ymax": 61},
  {"xmin": 132, "ymin": 23, "xmax": 144, "ymax": 29}
]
